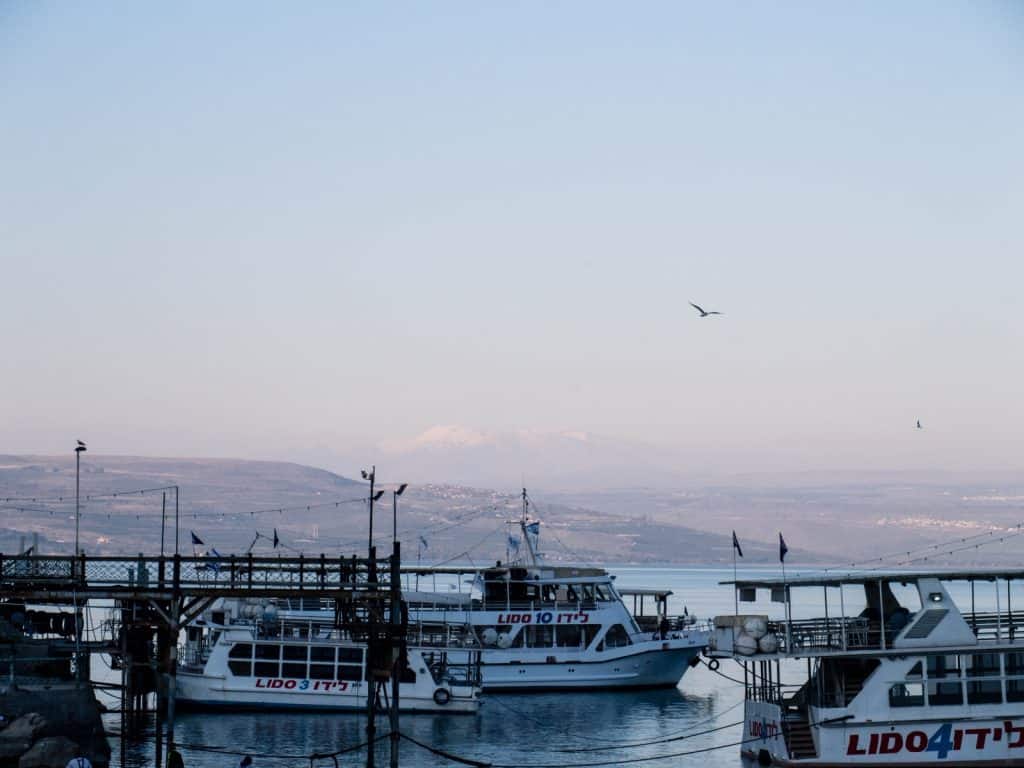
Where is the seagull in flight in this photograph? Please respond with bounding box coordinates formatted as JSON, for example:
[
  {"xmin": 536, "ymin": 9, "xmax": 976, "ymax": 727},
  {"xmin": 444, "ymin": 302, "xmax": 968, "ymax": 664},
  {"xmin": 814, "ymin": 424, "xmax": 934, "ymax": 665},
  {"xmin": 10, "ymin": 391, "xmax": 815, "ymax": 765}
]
[{"xmin": 689, "ymin": 302, "xmax": 723, "ymax": 318}]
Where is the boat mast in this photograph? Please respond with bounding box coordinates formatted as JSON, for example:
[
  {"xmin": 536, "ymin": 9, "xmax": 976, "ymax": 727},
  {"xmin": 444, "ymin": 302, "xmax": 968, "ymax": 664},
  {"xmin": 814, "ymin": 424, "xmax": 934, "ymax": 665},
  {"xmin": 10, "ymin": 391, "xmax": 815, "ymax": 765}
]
[{"xmin": 519, "ymin": 487, "xmax": 540, "ymax": 567}]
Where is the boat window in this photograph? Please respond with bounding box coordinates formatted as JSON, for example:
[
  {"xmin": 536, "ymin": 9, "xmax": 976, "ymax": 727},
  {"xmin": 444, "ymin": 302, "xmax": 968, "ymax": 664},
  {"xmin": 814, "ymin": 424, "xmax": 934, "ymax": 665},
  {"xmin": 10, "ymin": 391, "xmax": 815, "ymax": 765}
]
[
  {"xmin": 966, "ymin": 653, "xmax": 1002, "ymax": 704},
  {"xmin": 906, "ymin": 661, "xmax": 923, "ymax": 679},
  {"xmin": 227, "ymin": 644, "xmax": 253, "ymax": 677},
  {"xmin": 966, "ymin": 653, "xmax": 1001, "ymax": 677},
  {"xmin": 256, "ymin": 644, "xmax": 281, "ymax": 660},
  {"xmin": 557, "ymin": 625, "xmax": 582, "ymax": 648},
  {"xmin": 580, "ymin": 585, "xmax": 595, "ymax": 603},
  {"xmin": 525, "ymin": 626, "xmax": 554, "ymax": 648},
  {"xmin": 967, "ymin": 678, "xmax": 1002, "ymax": 704},
  {"xmin": 603, "ymin": 624, "xmax": 631, "ymax": 649},
  {"xmin": 927, "ymin": 654, "xmax": 960, "ymax": 678},
  {"xmin": 1007, "ymin": 653, "xmax": 1024, "ymax": 703},
  {"xmin": 282, "ymin": 645, "xmax": 307, "ymax": 677},
  {"xmin": 594, "ymin": 585, "xmax": 611, "ymax": 602},
  {"xmin": 582, "ymin": 625, "xmax": 602, "ymax": 648},
  {"xmin": 228, "ymin": 643, "xmax": 253, "ymax": 659},
  {"xmin": 254, "ymin": 644, "xmax": 280, "ymax": 677},
  {"xmin": 927, "ymin": 679, "xmax": 964, "ymax": 706},
  {"xmin": 337, "ymin": 663, "xmax": 362, "ymax": 681},
  {"xmin": 889, "ymin": 682, "xmax": 924, "ymax": 707},
  {"xmin": 926, "ymin": 655, "xmax": 963, "ymax": 705},
  {"xmin": 338, "ymin": 648, "xmax": 363, "ymax": 664},
  {"xmin": 310, "ymin": 664, "xmax": 334, "ymax": 680},
  {"xmin": 310, "ymin": 646, "xmax": 335, "ymax": 663}
]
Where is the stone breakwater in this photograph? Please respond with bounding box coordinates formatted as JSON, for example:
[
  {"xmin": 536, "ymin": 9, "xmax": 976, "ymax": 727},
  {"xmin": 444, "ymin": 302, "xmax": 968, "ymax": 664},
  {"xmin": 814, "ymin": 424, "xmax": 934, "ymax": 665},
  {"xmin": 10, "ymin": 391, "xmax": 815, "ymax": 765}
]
[{"xmin": 0, "ymin": 684, "xmax": 109, "ymax": 768}]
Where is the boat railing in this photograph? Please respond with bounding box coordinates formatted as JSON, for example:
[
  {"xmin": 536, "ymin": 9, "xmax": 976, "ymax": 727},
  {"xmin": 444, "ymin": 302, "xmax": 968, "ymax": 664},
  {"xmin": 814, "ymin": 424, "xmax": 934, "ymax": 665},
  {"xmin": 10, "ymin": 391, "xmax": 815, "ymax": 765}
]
[
  {"xmin": 634, "ymin": 614, "xmax": 702, "ymax": 634},
  {"xmin": 963, "ymin": 611, "xmax": 1024, "ymax": 642},
  {"xmin": 412, "ymin": 598, "xmax": 603, "ymax": 613},
  {"xmin": 768, "ymin": 616, "xmax": 881, "ymax": 653}
]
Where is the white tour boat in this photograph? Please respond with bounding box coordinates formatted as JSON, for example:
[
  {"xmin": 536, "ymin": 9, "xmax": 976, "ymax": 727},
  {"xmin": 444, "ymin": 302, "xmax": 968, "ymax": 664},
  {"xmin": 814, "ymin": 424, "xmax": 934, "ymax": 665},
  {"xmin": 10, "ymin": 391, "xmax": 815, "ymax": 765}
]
[
  {"xmin": 404, "ymin": 492, "xmax": 709, "ymax": 691},
  {"xmin": 710, "ymin": 568, "xmax": 1024, "ymax": 766},
  {"xmin": 177, "ymin": 596, "xmax": 482, "ymax": 714}
]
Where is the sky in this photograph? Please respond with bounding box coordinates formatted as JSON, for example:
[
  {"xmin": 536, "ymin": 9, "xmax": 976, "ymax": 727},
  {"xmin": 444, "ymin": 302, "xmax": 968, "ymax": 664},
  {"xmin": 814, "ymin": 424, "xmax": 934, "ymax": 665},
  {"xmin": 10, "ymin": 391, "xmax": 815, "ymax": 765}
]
[{"xmin": 2, "ymin": 2, "xmax": 1023, "ymax": 482}]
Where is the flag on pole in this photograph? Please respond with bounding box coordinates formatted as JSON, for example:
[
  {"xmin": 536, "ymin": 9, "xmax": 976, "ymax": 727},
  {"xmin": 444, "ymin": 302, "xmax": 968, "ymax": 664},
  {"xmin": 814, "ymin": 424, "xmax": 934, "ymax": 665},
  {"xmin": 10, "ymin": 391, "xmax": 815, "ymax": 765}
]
[
  {"xmin": 190, "ymin": 531, "xmax": 204, "ymax": 546},
  {"xmin": 272, "ymin": 528, "xmax": 280, "ymax": 549},
  {"xmin": 418, "ymin": 535, "xmax": 428, "ymax": 550},
  {"xmin": 526, "ymin": 521, "xmax": 540, "ymax": 536},
  {"xmin": 508, "ymin": 535, "xmax": 520, "ymax": 553},
  {"xmin": 779, "ymin": 532, "xmax": 789, "ymax": 563},
  {"xmin": 732, "ymin": 531, "xmax": 743, "ymax": 558}
]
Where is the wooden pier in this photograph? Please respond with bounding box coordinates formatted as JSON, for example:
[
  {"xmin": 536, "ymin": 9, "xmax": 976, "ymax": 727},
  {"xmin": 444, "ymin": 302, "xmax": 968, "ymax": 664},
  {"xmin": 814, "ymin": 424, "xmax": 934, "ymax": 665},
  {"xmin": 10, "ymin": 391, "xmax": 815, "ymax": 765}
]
[{"xmin": 0, "ymin": 545, "xmax": 406, "ymax": 768}]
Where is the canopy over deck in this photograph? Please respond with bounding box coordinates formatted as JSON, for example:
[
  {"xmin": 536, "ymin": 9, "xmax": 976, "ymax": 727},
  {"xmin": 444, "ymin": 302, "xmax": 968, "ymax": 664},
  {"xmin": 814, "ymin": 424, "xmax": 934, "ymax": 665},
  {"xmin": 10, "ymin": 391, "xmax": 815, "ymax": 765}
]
[
  {"xmin": 618, "ymin": 588, "xmax": 674, "ymax": 598},
  {"xmin": 723, "ymin": 567, "xmax": 1024, "ymax": 590}
]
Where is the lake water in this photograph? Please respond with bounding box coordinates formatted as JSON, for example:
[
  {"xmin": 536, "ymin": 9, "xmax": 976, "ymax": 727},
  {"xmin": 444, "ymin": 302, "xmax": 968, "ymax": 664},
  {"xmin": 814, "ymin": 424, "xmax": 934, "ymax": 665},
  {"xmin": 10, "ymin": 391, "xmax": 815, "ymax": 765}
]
[{"xmin": 99, "ymin": 565, "xmax": 1010, "ymax": 768}]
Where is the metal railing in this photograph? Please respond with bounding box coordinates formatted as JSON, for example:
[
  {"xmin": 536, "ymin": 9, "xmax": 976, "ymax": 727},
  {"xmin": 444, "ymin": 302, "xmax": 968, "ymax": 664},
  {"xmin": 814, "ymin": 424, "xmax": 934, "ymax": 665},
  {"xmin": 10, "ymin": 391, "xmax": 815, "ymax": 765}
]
[
  {"xmin": 0, "ymin": 553, "xmax": 396, "ymax": 594},
  {"xmin": 770, "ymin": 617, "xmax": 878, "ymax": 653}
]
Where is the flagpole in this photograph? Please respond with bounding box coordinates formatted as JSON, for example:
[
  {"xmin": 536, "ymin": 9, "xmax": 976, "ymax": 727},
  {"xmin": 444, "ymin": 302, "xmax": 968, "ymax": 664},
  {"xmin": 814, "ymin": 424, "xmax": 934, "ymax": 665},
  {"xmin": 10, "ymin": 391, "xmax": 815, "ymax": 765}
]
[
  {"xmin": 780, "ymin": 532, "xmax": 791, "ymax": 653},
  {"xmin": 733, "ymin": 543, "xmax": 738, "ymax": 616}
]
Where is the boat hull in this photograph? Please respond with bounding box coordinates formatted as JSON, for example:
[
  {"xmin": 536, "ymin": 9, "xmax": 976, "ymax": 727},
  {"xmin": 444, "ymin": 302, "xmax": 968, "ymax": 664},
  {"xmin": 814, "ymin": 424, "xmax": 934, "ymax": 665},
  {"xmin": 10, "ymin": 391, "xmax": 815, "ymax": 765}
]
[
  {"xmin": 742, "ymin": 700, "xmax": 1024, "ymax": 767},
  {"xmin": 176, "ymin": 672, "xmax": 479, "ymax": 714},
  {"xmin": 479, "ymin": 644, "xmax": 702, "ymax": 691}
]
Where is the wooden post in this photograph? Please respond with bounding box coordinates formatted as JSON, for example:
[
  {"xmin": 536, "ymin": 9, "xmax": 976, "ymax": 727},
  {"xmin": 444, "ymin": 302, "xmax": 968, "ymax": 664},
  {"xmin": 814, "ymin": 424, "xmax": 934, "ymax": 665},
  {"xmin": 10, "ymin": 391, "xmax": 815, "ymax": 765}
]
[
  {"xmin": 366, "ymin": 545, "xmax": 377, "ymax": 768},
  {"xmin": 390, "ymin": 542, "xmax": 401, "ymax": 768}
]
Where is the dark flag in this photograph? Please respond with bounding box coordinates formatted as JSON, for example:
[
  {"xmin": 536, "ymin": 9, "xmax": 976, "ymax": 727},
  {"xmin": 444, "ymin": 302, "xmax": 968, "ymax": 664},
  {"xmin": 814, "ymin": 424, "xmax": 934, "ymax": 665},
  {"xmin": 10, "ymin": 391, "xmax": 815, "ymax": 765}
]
[
  {"xmin": 190, "ymin": 531, "xmax": 204, "ymax": 547},
  {"xmin": 732, "ymin": 531, "xmax": 744, "ymax": 558},
  {"xmin": 779, "ymin": 532, "xmax": 789, "ymax": 563},
  {"xmin": 273, "ymin": 528, "xmax": 280, "ymax": 549}
]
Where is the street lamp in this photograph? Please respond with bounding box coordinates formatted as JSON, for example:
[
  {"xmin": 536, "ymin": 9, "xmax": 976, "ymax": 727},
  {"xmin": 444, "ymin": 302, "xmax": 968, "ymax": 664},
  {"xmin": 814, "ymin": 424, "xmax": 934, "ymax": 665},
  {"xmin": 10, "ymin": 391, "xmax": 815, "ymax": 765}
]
[
  {"xmin": 363, "ymin": 466, "xmax": 387, "ymax": 554},
  {"xmin": 74, "ymin": 440, "xmax": 87, "ymax": 556},
  {"xmin": 392, "ymin": 483, "xmax": 408, "ymax": 544}
]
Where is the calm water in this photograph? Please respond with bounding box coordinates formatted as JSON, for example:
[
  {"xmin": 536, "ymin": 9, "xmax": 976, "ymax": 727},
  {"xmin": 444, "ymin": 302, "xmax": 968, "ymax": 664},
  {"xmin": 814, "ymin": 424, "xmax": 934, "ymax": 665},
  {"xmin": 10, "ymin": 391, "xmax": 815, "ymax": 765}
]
[{"xmin": 99, "ymin": 565, "xmax": 1011, "ymax": 767}]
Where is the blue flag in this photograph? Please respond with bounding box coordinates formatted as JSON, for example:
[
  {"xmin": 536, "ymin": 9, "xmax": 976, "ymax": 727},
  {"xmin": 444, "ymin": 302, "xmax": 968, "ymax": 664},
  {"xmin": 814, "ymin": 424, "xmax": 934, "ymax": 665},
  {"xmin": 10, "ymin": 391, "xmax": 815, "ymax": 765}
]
[
  {"xmin": 190, "ymin": 531, "xmax": 204, "ymax": 547},
  {"xmin": 272, "ymin": 528, "xmax": 279, "ymax": 549},
  {"xmin": 732, "ymin": 531, "xmax": 743, "ymax": 558},
  {"xmin": 779, "ymin": 532, "xmax": 789, "ymax": 563},
  {"xmin": 526, "ymin": 521, "xmax": 540, "ymax": 536},
  {"xmin": 508, "ymin": 535, "xmax": 520, "ymax": 553}
]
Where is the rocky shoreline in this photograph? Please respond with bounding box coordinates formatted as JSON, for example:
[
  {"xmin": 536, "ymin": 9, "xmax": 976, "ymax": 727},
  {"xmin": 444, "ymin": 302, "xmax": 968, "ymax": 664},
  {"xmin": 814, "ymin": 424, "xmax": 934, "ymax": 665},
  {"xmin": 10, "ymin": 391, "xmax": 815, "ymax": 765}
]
[{"xmin": 0, "ymin": 684, "xmax": 109, "ymax": 768}]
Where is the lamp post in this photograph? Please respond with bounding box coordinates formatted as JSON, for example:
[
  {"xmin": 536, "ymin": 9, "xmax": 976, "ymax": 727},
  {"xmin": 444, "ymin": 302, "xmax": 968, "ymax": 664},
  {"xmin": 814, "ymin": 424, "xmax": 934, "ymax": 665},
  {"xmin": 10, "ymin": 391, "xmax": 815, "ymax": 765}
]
[
  {"xmin": 392, "ymin": 483, "xmax": 408, "ymax": 544},
  {"xmin": 362, "ymin": 467, "xmax": 385, "ymax": 554},
  {"xmin": 74, "ymin": 440, "xmax": 87, "ymax": 556}
]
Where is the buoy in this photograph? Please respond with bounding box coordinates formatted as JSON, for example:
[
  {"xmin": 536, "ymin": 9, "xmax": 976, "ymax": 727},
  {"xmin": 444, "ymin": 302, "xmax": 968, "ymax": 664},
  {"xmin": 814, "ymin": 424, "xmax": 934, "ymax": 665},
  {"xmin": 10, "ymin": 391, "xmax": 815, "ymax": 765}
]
[
  {"xmin": 706, "ymin": 658, "xmax": 720, "ymax": 671},
  {"xmin": 481, "ymin": 628, "xmax": 498, "ymax": 646},
  {"xmin": 743, "ymin": 617, "xmax": 768, "ymax": 639},
  {"xmin": 758, "ymin": 633, "xmax": 779, "ymax": 653},
  {"xmin": 433, "ymin": 688, "xmax": 451, "ymax": 706},
  {"xmin": 734, "ymin": 632, "xmax": 758, "ymax": 656}
]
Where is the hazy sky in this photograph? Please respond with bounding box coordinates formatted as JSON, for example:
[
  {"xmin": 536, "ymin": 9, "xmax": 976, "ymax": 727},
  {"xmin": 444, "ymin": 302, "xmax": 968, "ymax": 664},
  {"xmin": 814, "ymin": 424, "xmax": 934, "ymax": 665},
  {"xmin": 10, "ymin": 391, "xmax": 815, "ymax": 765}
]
[{"xmin": 3, "ymin": 3, "xmax": 1022, "ymax": 479}]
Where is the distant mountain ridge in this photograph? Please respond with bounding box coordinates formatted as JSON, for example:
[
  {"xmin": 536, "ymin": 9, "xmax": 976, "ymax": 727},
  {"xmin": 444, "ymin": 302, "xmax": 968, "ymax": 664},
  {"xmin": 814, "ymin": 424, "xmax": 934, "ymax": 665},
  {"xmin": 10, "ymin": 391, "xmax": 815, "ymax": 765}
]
[{"xmin": 0, "ymin": 454, "xmax": 800, "ymax": 564}]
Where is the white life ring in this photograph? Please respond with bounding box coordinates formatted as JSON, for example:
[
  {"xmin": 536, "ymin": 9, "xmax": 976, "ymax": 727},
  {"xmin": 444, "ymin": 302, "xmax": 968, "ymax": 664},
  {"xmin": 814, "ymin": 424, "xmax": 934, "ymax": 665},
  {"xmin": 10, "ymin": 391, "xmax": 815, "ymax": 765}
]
[{"xmin": 433, "ymin": 687, "xmax": 451, "ymax": 706}]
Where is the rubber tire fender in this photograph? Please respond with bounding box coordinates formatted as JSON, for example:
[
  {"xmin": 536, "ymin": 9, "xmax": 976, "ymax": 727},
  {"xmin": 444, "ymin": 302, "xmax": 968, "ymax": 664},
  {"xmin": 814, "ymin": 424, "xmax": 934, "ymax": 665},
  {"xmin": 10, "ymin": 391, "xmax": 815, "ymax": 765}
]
[{"xmin": 432, "ymin": 687, "xmax": 451, "ymax": 706}]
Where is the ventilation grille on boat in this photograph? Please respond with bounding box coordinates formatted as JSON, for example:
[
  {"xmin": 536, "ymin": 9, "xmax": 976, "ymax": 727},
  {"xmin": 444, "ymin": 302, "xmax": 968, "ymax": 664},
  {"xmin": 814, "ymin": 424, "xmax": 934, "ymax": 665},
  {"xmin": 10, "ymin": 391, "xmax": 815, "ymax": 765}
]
[{"xmin": 903, "ymin": 609, "xmax": 949, "ymax": 639}]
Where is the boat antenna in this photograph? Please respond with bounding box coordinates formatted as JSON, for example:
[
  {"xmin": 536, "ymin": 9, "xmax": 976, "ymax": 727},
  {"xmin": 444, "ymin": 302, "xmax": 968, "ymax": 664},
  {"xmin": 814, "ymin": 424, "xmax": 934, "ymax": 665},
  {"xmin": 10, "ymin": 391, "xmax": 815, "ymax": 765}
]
[{"xmin": 518, "ymin": 487, "xmax": 541, "ymax": 567}]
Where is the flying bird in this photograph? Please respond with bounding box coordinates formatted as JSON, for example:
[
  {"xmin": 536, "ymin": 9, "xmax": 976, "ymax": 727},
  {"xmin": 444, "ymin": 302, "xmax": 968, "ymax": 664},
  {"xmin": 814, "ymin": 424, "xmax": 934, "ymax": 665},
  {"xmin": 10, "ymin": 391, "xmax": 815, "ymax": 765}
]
[
  {"xmin": 76, "ymin": 440, "xmax": 86, "ymax": 447},
  {"xmin": 689, "ymin": 302, "xmax": 722, "ymax": 318}
]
